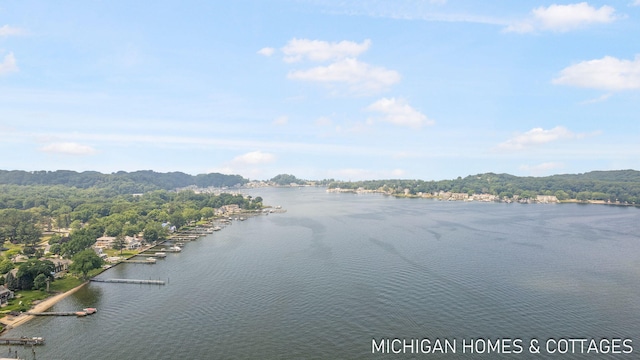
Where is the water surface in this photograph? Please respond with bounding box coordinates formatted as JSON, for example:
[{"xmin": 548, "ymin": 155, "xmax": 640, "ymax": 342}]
[{"xmin": 7, "ymin": 187, "xmax": 640, "ymax": 359}]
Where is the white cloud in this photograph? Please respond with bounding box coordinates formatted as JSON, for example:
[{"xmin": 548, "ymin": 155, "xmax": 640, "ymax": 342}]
[
  {"xmin": 288, "ymin": 58, "xmax": 400, "ymax": 95},
  {"xmin": 257, "ymin": 47, "xmax": 275, "ymax": 57},
  {"xmin": 315, "ymin": 116, "xmax": 333, "ymax": 127},
  {"xmin": 498, "ymin": 126, "xmax": 581, "ymax": 150},
  {"xmin": 0, "ymin": 52, "xmax": 18, "ymax": 75},
  {"xmin": 0, "ymin": 25, "xmax": 24, "ymax": 37},
  {"xmin": 231, "ymin": 150, "xmax": 275, "ymax": 165},
  {"xmin": 273, "ymin": 38, "xmax": 401, "ymax": 95},
  {"xmin": 580, "ymin": 93, "xmax": 612, "ymax": 104},
  {"xmin": 308, "ymin": 1, "xmax": 505, "ymax": 25},
  {"xmin": 282, "ymin": 38, "xmax": 371, "ymax": 63},
  {"xmin": 553, "ymin": 55, "xmax": 640, "ymax": 91},
  {"xmin": 519, "ymin": 162, "xmax": 565, "ymax": 175},
  {"xmin": 39, "ymin": 142, "xmax": 97, "ymax": 155},
  {"xmin": 27, "ymin": 130, "xmax": 400, "ymax": 158},
  {"xmin": 633, "ymin": 0, "xmax": 640, "ymax": 6},
  {"xmin": 328, "ymin": 168, "xmax": 408, "ymax": 181},
  {"xmin": 505, "ymin": 2, "xmax": 618, "ymax": 33},
  {"xmin": 212, "ymin": 150, "xmax": 276, "ymax": 179},
  {"xmin": 273, "ymin": 116, "xmax": 288, "ymax": 126},
  {"xmin": 366, "ymin": 98, "xmax": 433, "ymax": 129}
]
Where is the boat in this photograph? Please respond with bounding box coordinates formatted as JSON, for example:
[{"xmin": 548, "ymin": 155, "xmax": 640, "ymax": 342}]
[
  {"xmin": 154, "ymin": 252, "xmax": 166, "ymax": 258},
  {"xmin": 146, "ymin": 257, "xmax": 157, "ymax": 263},
  {"xmin": 83, "ymin": 308, "xmax": 97, "ymax": 315},
  {"xmin": 166, "ymin": 246, "xmax": 181, "ymax": 252},
  {"xmin": 75, "ymin": 311, "xmax": 87, "ymax": 317}
]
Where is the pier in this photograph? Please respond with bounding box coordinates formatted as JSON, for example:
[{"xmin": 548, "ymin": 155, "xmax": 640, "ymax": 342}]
[
  {"xmin": 122, "ymin": 259, "xmax": 156, "ymax": 264},
  {"xmin": 25, "ymin": 312, "xmax": 78, "ymax": 316},
  {"xmin": 90, "ymin": 278, "xmax": 165, "ymax": 285},
  {"xmin": 142, "ymin": 252, "xmax": 166, "ymax": 258},
  {"xmin": 25, "ymin": 308, "xmax": 97, "ymax": 317},
  {"xmin": 0, "ymin": 337, "xmax": 45, "ymax": 346}
]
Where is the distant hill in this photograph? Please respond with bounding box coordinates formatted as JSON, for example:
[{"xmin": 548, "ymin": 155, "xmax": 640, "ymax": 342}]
[
  {"xmin": 327, "ymin": 170, "xmax": 640, "ymax": 204},
  {"xmin": 269, "ymin": 174, "xmax": 307, "ymax": 186},
  {"xmin": 0, "ymin": 170, "xmax": 248, "ymax": 193},
  {"xmin": 549, "ymin": 169, "xmax": 640, "ymax": 183}
]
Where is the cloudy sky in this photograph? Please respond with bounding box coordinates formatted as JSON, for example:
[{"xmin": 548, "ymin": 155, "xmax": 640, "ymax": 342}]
[{"xmin": 1, "ymin": 1, "xmax": 639, "ymax": 181}]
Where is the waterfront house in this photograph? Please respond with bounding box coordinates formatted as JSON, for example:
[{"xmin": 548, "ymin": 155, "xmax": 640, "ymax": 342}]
[
  {"xmin": 217, "ymin": 204, "xmax": 241, "ymax": 215},
  {"xmin": 49, "ymin": 258, "xmax": 72, "ymax": 275},
  {"xmin": 95, "ymin": 236, "xmax": 116, "ymax": 249},
  {"xmin": 536, "ymin": 195, "xmax": 559, "ymax": 203},
  {"xmin": 0, "ymin": 286, "xmax": 14, "ymax": 305},
  {"xmin": 125, "ymin": 236, "xmax": 142, "ymax": 250}
]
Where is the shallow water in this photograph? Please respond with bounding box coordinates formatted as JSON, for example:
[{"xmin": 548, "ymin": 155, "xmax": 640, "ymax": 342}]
[{"xmin": 6, "ymin": 187, "xmax": 640, "ymax": 359}]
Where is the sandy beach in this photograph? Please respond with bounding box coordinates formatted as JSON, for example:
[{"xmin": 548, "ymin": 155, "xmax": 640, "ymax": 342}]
[{"xmin": 0, "ymin": 282, "xmax": 88, "ymax": 331}]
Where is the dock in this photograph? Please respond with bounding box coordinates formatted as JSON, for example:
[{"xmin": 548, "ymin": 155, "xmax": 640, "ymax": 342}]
[
  {"xmin": 90, "ymin": 278, "xmax": 165, "ymax": 285},
  {"xmin": 26, "ymin": 312, "xmax": 86, "ymax": 317},
  {"xmin": 122, "ymin": 259, "xmax": 156, "ymax": 264},
  {"xmin": 0, "ymin": 337, "xmax": 45, "ymax": 346},
  {"xmin": 25, "ymin": 308, "xmax": 97, "ymax": 317},
  {"xmin": 143, "ymin": 252, "xmax": 166, "ymax": 258},
  {"xmin": 25, "ymin": 312, "xmax": 78, "ymax": 316}
]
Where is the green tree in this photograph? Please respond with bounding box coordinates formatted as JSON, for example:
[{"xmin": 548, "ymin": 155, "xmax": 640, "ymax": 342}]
[
  {"xmin": 70, "ymin": 249, "xmax": 103, "ymax": 279},
  {"xmin": 143, "ymin": 222, "xmax": 166, "ymax": 243},
  {"xmin": 122, "ymin": 223, "xmax": 140, "ymax": 237},
  {"xmin": 576, "ymin": 191, "xmax": 591, "ymax": 201},
  {"xmin": 199, "ymin": 207, "xmax": 215, "ymax": 219},
  {"xmin": 16, "ymin": 259, "xmax": 55, "ymax": 290},
  {"xmin": 554, "ymin": 190, "xmax": 569, "ymax": 201},
  {"xmin": 104, "ymin": 222, "xmax": 123, "ymax": 237},
  {"xmin": 0, "ymin": 209, "xmax": 42, "ymax": 245},
  {"xmin": 48, "ymin": 233, "xmax": 63, "ymax": 245},
  {"xmin": 182, "ymin": 208, "xmax": 200, "ymax": 223},
  {"xmin": 33, "ymin": 273, "xmax": 48, "ymax": 291},
  {"xmin": 5, "ymin": 271, "xmax": 18, "ymax": 291},
  {"xmin": 49, "ymin": 243, "xmax": 61, "ymax": 255},
  {"xmin": 0, "ymin": 259, "xmax": 14, "ymax": 274},
  {"xmin": 112, "ymin": 234, "xmax": 126, "ymax": 255}
]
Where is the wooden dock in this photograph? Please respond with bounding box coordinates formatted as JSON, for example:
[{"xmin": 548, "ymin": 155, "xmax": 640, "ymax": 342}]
[
  {"xmin": 142, "ymin": 252, "xmax": 166, "ymax": 258},
  {"xmin": 25, "ymin": 312, "xmax": 84, "ymax": 317},
  {"xmin": 90, "ymin": 278, "xmax": 165, "ymax": 285},
  {"xmin": 122, "ymin": 259, "xmax": 156, "ymax": 264},
  {"xmin": 0, "ymin": 337, "xmax": 45, "ymax": 346}
]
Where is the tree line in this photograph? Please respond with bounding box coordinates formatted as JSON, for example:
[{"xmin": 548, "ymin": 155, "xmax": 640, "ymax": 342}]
[
  {"xmin": 0, "ymin": 170, "xmax": 248, "ymax": 195},
  {"xmin": 328, "ymin": 170, "xmax": 640, "ymax": 204},
  {"xmin": 0, "ymin": 182, "xmax": 263, "ymax": 291}
]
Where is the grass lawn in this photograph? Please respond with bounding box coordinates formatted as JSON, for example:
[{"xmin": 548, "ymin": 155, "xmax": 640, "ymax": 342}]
[
  {"xmin": 49, "ymin": 275, "xmax": 84, "ymax": 293},
  {"xmin": 103, "ymin": 249, "xmax": 138, "ymax": 258},
  {"xmin": 0, "ymin": 275, "xmax": 85, "ymax": 315},
  {"xmin": 2, "ymin": 289, "xmax": 50, "ymax": 313}
]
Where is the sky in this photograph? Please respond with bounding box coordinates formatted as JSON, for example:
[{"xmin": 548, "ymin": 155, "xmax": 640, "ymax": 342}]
[{"xmin": 1, "ymin": 0, "xmax": 639, "ymax": 181}]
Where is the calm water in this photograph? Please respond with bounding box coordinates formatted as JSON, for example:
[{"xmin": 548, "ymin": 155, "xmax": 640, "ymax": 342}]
[{"xmin": 6, "ymin": 187, "xmax": 640, "ymax": 359}]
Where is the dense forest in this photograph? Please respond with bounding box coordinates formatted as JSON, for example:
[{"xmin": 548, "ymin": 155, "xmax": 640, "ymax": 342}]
[
  {"xmin": 0, "ymin": 170, "xmax": 248, "ymax": 194},
  {"xmin": 0, "ymin": 170, "xmax": 263, "ymax": 293},
  {"xmin": 269, "ymin": 174, "xmax": 307, "ymax": 185},
  {"xmin": 0, "ymin": 185, "xmax": 262, "ymax": 256},
  {"xmin": 328, "ymin": 170, "xmax": 640, "ymax": 204}
]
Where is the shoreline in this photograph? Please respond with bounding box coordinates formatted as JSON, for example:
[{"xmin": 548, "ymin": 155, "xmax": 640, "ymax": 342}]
[
  {"xmin": 0, "ymin": 209, "xmax": 274, "ymax": 335},
  {"xmin": 327, "ymin": 188, "xmax": 638, "ymax": 207},
  {"xmin": 0, "ymin": 281, "xmax": 89, "ymax": 333}
]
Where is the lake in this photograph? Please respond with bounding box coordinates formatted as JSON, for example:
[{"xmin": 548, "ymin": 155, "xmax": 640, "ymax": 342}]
[{"xmin": 6, "ymin": 187, "xmax": 640, "ymax": 359}]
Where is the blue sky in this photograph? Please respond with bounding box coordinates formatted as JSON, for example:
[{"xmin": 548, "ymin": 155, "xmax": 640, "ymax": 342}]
[{"xmin": 1, "ymin": 1, "xmax": 639, "ymax": 181}]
